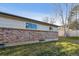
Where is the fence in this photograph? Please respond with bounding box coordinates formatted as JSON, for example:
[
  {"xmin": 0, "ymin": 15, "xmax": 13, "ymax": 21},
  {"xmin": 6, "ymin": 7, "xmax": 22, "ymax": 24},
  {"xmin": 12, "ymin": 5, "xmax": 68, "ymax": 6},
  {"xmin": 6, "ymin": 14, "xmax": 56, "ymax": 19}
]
[{"xmin": 67, "ymin": 30, "xmax": 79, "ymax": 37}]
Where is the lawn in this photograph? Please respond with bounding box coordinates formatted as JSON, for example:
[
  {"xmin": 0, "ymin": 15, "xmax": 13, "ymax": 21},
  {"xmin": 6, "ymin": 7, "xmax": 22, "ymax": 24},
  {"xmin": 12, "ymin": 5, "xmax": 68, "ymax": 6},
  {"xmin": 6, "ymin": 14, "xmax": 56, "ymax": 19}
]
[{"xmin": 0, "ymin": 37, "xmax": 79, "ymax": 56}]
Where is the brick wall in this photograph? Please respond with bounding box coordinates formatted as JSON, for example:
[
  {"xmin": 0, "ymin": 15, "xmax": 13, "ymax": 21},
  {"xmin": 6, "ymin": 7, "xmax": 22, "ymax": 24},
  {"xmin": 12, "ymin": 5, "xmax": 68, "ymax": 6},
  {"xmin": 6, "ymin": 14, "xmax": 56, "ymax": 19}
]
[{"xmin": 0, "ymin": 28, "xmax": 58, "ymax": 45}]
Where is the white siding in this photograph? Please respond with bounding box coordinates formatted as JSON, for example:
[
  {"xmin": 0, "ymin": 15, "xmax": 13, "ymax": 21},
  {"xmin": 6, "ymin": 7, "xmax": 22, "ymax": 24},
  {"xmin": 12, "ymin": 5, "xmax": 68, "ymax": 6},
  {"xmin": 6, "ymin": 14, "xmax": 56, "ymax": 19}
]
[
  {"xmin": 52, "ymin": 27, "xmax": 58, "ymax": 32},
  {"xmin": 0, "ymin": 17, "xmax": 26, "ymax": 29},
  {"xmin": 0, "ymin": 16, "xmax": 58, "ymax": 31},
  {"xmin": 50, "ymin": 26, "xmax": 58, "ymax": 32},
  {"xmin": 37, "ymin": 24, "xmax": 49, "ymax": 31},
  {"xmin": 0, "ymin": 16, "xmax": 50, "ymax": 31}
]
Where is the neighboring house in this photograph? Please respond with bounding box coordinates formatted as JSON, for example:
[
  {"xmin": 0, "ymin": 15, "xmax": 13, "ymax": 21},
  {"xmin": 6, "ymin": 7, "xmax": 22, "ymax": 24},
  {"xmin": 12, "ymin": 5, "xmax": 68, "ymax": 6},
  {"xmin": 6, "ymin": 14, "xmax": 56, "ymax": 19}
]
[{"xmin": 0, "ymin": 12, "xmax": 59, "ymax": 47}]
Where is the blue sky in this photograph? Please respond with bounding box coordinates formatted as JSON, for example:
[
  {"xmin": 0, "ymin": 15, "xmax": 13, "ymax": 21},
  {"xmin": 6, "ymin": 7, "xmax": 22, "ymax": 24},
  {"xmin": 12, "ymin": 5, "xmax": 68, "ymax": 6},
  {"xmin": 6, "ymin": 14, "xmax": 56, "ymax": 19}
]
[{"xmin": 0, "ymin": 3, "xmax": 71, "ymax": 25}]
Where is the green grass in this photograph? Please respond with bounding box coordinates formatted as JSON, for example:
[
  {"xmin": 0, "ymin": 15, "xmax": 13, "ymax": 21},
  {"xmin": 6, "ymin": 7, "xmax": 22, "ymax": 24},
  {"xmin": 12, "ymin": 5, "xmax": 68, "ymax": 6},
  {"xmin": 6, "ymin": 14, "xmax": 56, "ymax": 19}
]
[
  {"xmin": 0, "ymin": 37, "xmax": 79, "ymax": 56},
  {"xmin": 59, "ymin": 37, "xmax": 79, "ymax": 40}
]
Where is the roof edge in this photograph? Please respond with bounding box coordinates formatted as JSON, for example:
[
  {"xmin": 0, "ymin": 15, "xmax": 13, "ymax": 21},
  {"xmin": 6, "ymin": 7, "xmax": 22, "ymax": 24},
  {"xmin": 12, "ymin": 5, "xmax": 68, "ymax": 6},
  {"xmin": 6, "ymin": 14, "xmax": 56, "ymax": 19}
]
[{"xmin": 0, "ymin": 11, "xmax": 59, "ymax": 27}]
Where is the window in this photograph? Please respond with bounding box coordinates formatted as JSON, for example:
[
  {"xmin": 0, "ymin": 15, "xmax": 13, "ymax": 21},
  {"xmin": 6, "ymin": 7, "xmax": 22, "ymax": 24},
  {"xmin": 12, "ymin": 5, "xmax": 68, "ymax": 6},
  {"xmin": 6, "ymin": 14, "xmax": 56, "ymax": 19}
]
[
  {"xmin": 49, "ymin": 26, "xmax": 52, "ymax": 30},
  {"xmin": 26, "ymin": 23, "xmax": 37, "ymax": 30}
]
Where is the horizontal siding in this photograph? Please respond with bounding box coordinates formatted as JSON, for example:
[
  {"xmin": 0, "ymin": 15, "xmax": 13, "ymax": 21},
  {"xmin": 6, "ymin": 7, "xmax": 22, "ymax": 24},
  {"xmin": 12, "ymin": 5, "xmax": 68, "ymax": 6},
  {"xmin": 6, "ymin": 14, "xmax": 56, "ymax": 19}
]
[
  {"xmin": 37, "ymin": 24, "xmax": 49, "ymax": 31},
  {"xmin": 0, "ymin": 17, "xmax": 26, "ymax": 29},
  {"xmin": 0, "ymin": 16, "xmax": 58, "ymax": 32},
  {"xmin": 0, "ymin": 16, "xmax": 50, "ymax": 30}
]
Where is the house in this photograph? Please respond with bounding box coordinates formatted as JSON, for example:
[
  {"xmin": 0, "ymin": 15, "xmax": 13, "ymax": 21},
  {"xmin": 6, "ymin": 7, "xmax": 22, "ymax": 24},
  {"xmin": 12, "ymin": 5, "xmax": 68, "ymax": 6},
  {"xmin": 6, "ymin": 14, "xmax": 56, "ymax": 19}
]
[{"xmin": 0, "ymin": 12, "xmax": 59, "ymax": 47}]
